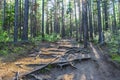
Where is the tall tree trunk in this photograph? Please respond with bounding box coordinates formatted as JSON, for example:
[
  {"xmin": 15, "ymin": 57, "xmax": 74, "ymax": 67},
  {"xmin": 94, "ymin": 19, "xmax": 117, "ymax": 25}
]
[
  {"xmin": 30, "ymin": 0, "xmax": 33, "ymax": 38},
  {"xmin": 54, "ymin": 0, "xmax": 58, "ymax": 34},
  {"xmin": 14, "ymin": 0, "xmax": 19, "ymax": 42},
  {"xmin": 42, "ymin": 0, "xmax": 45, "ymax": 40},
  {"xmin": 97, "ymin": 0, "xmax": 102, "ymax": 43},
  {"xmin": 3, "ymin": 0, "xmax": 6, "ymax": 30},
  {"xmin": 78, "ymin": 0, "xmax": 82, "ymax": 41},
  {"xmin": 33, "ymin": 0, "xmax": 37, "ymax": 37},
  {"xmin": 22, "ymin": 0, "xmax": 29, "ymax": 41},
  {"xmin": 74, "ymin": 0, "xmax": 78, "ymax": 41},
  {"xmin": 118, "ymin": 0, "xmax": 120, "ymax": 29},
  {"xmin": 113, "ymin": 0, "xmax": 117, "ymax": 33},
  {"xmin": 19, "ymin": 0, "xmax": 22, "ymax": 38},
  {"xmin": 93, "ymin": 4, "xmax": 97, "ymax": 36},
  {"xmin": 104, "ymin": 0, "xmax": 108, "ymax": 30},
  {"xmin": 61, "ymin": 0, "xmax": 65, "ymax": 38},
  {"xmin": 21, "ymin": 0, "xmax": 24, "ymax": 39},
  {"xmin": 8, "ymin": 0, "xmax": 12, "ymax": 38},
  {"xmin": 46, "ymin": 6, "xmax": 49, "ymax": 34},
  {"xmin": 70, "ymin": 12, "xmax": 72, "ymax": 37},
  {"xmin": 88, "ymin": 0, "xmax": 93, "ymax": 40},
  {"xmin": 68, "ymin": 1, "xmax": 72, "ymax": 37},
  {"xmin": 81, "ymin": 0, "xmax": 84, "ymax": 41},
  {"xmin": 82, "ymin": 0, "xmax": 88, "ymax": 48},
  {"xmin": 50, "ymin": 9, "xmax": 53, "ymax": 34}
]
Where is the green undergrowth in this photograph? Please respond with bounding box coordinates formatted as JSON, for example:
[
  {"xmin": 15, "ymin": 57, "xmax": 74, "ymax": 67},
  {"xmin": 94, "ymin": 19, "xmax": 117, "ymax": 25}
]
[
  {"xmin": 0, "ymin": 42, "xmax": 35, "ymax": 62},
  {"xmin": 0, "ymin": 29, "xmax": 11, "ymax": 42},
  {"xmin": 44, "ymin": 34, "xmax": 61, "ymax": 42},
  {"xmin": 32, "ymin": 33, "xmax": 61, "ymax": 43},
  {"xmin": 111, "ymin": 54, "xmax": 120, "ymax": 63},
  {"xmin": 0, "ymin": 33, "xmax": 61, "ymax": 61},
  {"xmin": 92, "ymin": 30, "xmax": 120, "ymax": 63},
  {"xmin": 105, "ymin": 30, "xmax": 120, "ymax": 63}
]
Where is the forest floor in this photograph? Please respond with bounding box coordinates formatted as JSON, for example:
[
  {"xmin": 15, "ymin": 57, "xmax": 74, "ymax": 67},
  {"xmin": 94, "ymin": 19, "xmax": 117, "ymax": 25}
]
[{"xmin": 0, "ymin": 39, "xmax": 120, "ymax": 80}]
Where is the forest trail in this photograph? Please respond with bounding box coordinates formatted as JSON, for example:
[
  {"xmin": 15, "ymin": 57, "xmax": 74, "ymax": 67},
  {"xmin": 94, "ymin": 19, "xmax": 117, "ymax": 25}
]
[{"xmin": 0, "ymin": 39, "xmax": 120, "ymax": 80}]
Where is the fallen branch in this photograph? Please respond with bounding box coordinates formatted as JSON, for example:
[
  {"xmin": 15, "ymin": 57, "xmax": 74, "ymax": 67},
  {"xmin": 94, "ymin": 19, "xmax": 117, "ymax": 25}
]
[
  {"xmin": 14, "ymin": 57, "xmax": 60, "ymax": 80},
  {"xmin": 49, "ymin": 55, "xmax": 91, "ymax": 69},
  {"xmin": 64, "ymin": 47, "xmax": 90, "ymax": 56}
]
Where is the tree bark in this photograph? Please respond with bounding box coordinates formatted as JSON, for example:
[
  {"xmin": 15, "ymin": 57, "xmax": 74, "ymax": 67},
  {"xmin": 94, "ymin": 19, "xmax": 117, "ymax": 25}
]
[
  {"xmin": 82, "ymin": 0, "xmax": 88, "ymax": 48},
  {"xmin": 104, "ymin": 0, "xmax": 108, "ymax": 30},
  {"xmin": 88, "ymin": 0, "xmax": 93, "ymax": 40},
  {"xmin": 22, "ymin": 0, "xmax": 29, "ymax": 41},
  {"xmin": 113, "ymin": 0, "xmax": 117, "ymax": 33},
  {"xmin": 74, "ymin": 0, "xmax": 78, "ymax": 41},
  {"xmin": 14, "ymin": 0, "xmax": 19, "ymax": 42},
  {"xmin": 2, "ymin": 0, "xmax": 6, "ymax": 30},
  {"xmin": 97, "ymin": 0, "xmax": 102, "ymax": 43},
  {"xmin": 78, "ymin": 0, "xmax": 82, "ymax": 41},
  {"xmin": 42, "ymin": 0, "xmax": 45, "ymax": 40},
  {"xmin": 61, "ymin": 0, "xmax": 65, "ymax": 38}
]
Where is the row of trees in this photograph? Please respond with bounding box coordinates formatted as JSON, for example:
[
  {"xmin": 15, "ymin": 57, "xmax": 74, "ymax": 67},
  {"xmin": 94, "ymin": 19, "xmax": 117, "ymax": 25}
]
[{"xmin": 0, "ymin": 0, "xmax": 120, "ymax": 48}]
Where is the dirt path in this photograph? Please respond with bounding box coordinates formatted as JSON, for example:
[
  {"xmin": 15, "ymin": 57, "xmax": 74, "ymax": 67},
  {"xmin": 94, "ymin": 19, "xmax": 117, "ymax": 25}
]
[{"xmin": 0, "ymin": 39, "xmax": 120, "ymax": 80}]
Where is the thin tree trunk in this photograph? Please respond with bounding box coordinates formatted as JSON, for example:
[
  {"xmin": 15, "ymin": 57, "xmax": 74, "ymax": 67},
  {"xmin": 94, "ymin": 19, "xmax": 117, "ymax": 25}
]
[
  {"xmin": 19, "ymin": 0, "xmax": 22, "ymax": 39},
  {"xmin": 119, "ymin": 0, "xmax": 120, "ymax": 28},
  {"xmin": 3, "ymin": 0, "xmax": 6, "ymax": 30},
  {"xmin": 70, "ymin": 12, "xmax": 72, "ymax": 37},
  {"xmin": 50, "ymin": 10, "xmax": 53, "ymax": 34},
  {"xmin": 46, "ymin": 4, "xmax": 49, "ymax": 34},
  {"xmin": 113, "ymin": 0, "xmax": 117, "ymax": 33},
  {"xmin": 42, "ymin": 0, "xmax": 45, "ymax": 40}
]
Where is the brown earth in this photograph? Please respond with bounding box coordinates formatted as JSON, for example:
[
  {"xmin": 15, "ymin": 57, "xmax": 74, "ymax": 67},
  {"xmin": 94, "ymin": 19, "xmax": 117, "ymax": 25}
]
[{"xmin": 0, "ymin": 39, "xmax": 120, "ymax": 80}]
